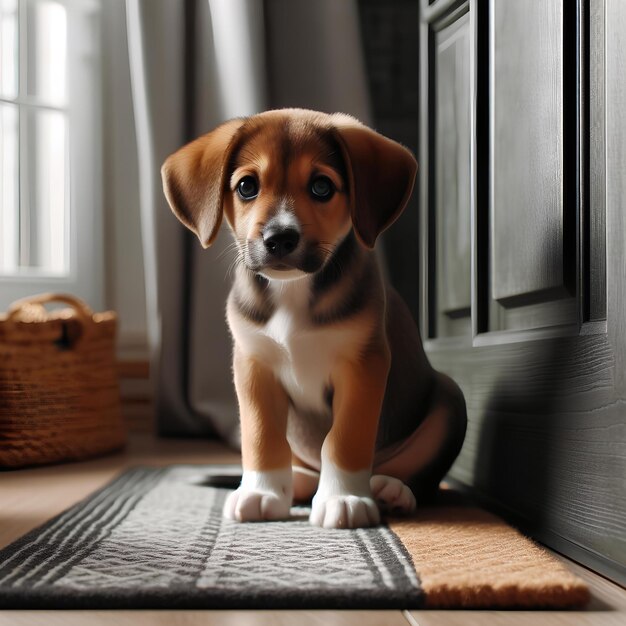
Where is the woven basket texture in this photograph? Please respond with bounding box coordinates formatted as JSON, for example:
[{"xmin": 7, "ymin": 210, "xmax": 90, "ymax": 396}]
[{"xmin": 0, "ymin": 293, "xmax": 126, "ymax": 467}]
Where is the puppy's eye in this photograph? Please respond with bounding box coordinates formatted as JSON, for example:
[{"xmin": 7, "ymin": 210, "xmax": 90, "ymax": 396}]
[
  {"xmin": 237, "ymin": 176, "xmax": 258, "ymax": 200},
  {"xmin": 310, "ymin": 176, "xmax": 335, "ymax": 202}
]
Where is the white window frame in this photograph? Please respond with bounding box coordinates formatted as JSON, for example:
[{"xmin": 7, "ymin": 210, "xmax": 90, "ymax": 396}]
[{"xmin": 0, "ymin": 0, "xmax": 104, "ymax": 312}]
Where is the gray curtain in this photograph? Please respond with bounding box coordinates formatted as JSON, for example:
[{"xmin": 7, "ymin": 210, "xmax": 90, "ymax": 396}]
[{"xmin": 126, "ymin": 0, "xmax": 372, "ymax": 446}]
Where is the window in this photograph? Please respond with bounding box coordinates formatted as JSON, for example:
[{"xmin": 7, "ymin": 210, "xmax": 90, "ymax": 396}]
[{"xmin": 0, "ymin": 0, "xmax": 103, "ymax": 311}]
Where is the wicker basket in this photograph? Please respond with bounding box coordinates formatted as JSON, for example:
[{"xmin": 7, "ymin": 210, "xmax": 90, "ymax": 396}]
[{"xmin": 0, "ymin": 293, "xmax": 126, "ymax": 468}]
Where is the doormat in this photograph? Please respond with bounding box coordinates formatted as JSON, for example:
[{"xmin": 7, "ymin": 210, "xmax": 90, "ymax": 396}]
[{"xmin": 0, "ymin": 466, "xmax": 589, "ymax": 610}]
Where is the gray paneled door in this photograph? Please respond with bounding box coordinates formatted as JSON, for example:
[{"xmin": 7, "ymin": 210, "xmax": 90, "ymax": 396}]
[{"xmin": 419, "ymin": 0, "xmax": 625, "ymax": 584}]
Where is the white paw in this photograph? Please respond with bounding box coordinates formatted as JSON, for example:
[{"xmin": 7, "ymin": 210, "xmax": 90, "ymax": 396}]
[
  {"xmin": 309, "ymin": 446, "xmax": 381, "ymax": 529},
  {"xmin": 224, "ymin": 488, "xmax": 291, "ymax": 521},
  {"xmin": 370, "ymin": 474, "xmax": 416, "ymax": 514},
  {"xmin": 309, "ymin": 494, "xmax": 380, "ymax": 529},
  {"xmin": 223, "ymin": 468, "xmax": 292, "ymax": 522}
]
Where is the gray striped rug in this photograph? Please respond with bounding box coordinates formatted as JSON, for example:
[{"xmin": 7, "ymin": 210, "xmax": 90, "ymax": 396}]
[{"xmin": 0, "ymin": 466, "xmax": 423, "ymax": 609}]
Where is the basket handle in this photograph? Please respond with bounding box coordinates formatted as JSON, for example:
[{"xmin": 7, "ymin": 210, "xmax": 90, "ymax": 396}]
[{"xmin": 7, "ymin": 293, "xmax": 96, "ymax": 342}]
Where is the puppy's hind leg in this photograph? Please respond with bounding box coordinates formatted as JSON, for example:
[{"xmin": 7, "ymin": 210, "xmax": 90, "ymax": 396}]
[
  {"xmin": 370, "ymin": 474, "xmax": 416, "ymax": 514},
  {"xmin": 374, "ymin": 372, "xmax": 467, "ymax": 510},
  {"xmin": 292, "ymin": 453, "xmax": 320, "ymax": 503}
]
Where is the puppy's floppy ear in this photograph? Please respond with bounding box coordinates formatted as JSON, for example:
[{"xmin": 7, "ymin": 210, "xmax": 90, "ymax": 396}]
[
  {"xmin": 331, "ymin": 115, "xmax": 417, "ymax": 249},
  {"xmin": 161, "ymin": 118, "xmax": 245, "ymax": 248}
]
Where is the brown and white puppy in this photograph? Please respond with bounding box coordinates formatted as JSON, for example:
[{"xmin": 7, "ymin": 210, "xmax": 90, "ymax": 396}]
[{"xmin": 162, "ymin": 108, "xmax": 467, "ymax": 529}]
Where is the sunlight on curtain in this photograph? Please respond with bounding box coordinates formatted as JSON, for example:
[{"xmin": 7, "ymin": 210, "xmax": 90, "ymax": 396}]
[{"xmin": 208, "ymin": 0, "xmax": 267, "ymax": 118}]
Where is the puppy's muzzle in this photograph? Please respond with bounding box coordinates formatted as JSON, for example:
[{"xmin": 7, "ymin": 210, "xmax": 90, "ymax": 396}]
[
  {"xmin": 246, "ymin": 216, "xmax": 324, "ymax": 276},
  {"xmin": 263, "ymin": 227, "xmax": 300, "ymax": 259}
]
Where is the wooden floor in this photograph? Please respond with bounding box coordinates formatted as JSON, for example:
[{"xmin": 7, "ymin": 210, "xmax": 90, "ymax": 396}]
[{"xmin": 1, "ymin": 433, "xmax": 624, "ymax": 625}]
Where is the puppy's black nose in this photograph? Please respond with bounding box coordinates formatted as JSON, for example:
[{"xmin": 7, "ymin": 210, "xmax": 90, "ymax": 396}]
[{"xmin": 263, "ymin": 228, "xmax": 300, "ymax": 258}]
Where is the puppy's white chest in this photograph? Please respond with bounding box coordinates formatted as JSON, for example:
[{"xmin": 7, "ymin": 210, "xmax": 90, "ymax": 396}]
[
  {"xmin": 233, "ymin": 279, "xmax": 360, "ymax": 413},
  {"xmin": 264, "ymin": 305, "xmax": 301, "ymax": 355},
  {"xmin": 263, "ymin": 284, "xmax": 333, "ymax": 411}
]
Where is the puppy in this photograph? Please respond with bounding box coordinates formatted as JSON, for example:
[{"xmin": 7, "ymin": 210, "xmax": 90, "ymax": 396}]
[{"xmin": 162, "ymin": 108, "xmax": 467, "ymax": 529}]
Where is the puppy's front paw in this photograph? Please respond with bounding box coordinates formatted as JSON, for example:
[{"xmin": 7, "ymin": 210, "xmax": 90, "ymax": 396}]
[
  {"xmin": 370, "ymin": 474, "xmax": 416, "ymax": 514},
  {"xmin": 223, "ymin": 468, "xmax": 292, "ymax": 522},
  {"xmin": 224, "ymin": 488, "xmax": 291, "ymax": 521},
  {"xmin": 310, "ymin": 494, "xmax": 380, "ymax": 529}
]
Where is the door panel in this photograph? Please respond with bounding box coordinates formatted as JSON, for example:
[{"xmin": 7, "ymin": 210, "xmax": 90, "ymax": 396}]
[
  {"xmin": 488, "ymin": 0, "xmax": 578, "ymax": 333},
  {"xmin": 435, "ymin": 13, "xmax": 471, "ymax": 337},
  {"xmin": 419, "ymin": 0, "xmax": 626, "ymax": 584},
  {"xmin": 491, "ymin": 0, "xmax": 567, "ymax": 305}
]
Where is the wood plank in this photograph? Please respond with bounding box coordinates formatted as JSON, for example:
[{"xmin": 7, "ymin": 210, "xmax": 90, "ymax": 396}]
[
  {"xmin": 0, "ymin": 610, "xmax": 409, "ymax": 626},
  {"xmin": 408, "ymin": 610, "xmax": 625, "ymax": 626}
]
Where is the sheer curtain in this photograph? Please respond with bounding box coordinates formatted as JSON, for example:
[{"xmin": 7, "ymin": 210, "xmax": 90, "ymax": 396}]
[{"xmin": 125, "ymin": 0, "xmax": 372, "ymax": 445}]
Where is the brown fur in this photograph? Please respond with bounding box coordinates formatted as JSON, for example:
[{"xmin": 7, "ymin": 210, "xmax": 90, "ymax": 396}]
[{"xmin": 162, "ymin": 108, "xmax": 467, "ymax": 516}]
